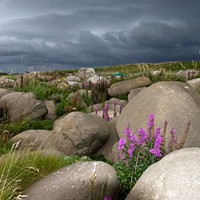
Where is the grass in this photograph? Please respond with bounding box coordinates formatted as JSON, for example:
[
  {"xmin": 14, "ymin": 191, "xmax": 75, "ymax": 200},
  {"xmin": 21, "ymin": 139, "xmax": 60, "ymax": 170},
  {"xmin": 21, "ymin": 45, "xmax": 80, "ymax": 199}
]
[
  {"xmin": 13, "ymin": 79, "xmax": 70, "ymax": 101},
  {"xmin": 0, "ymin": 148, "xmax": 91, "ymax": 200},
  {"xmin": 0, "ymin": 119, "xmax": 54, "ymax": 138},
  {"xmin": 95, "ymin": 61, "xmax": 200, "ymax": 75}
]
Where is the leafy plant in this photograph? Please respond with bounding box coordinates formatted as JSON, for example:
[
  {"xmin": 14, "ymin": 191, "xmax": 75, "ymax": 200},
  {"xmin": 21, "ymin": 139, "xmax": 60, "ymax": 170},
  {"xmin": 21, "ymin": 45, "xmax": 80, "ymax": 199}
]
[{"xmin": 114, "ymin": 113, "xmax": 190, "ymax": 198}]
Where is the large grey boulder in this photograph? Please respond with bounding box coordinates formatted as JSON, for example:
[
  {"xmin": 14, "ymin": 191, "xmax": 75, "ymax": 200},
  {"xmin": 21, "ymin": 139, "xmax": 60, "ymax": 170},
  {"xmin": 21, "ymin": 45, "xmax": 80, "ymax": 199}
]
[
  {"xmin": 66, "ymin": 75, "xmax": 81, "ymax": 82},
  {"xmin": 44, "ymin": 100, "xmax": 57, "ymax": 120},
  {"xmin": 86, "ymin": 75, "xmax": 109, "ymax": 85},
  {"xmin": 52, "ymin": 112, "xmax": 110, "ymax": 155},
  {"xmin": 126, "ymin": 148, "xmax": 200, "ymax": 200},
  {"xmin": 75, "ymin": 68, "xmax": 96, "ymax": 80},
  {"xmin": 108, "ymin": 76, "xmax": 152, "ymax": 97},
  {"xmin": 0, "ymin": 76, "xmax": 15, "ymax": 88},
  {"xmin": 0, "ymin": 92, "xmax": 48, "ymax": 122},
  {"xmin": 117, "ymin": 81, "xmax": 200, "ymax": 149},
  {"xmin": 0, "ymin": 88, "xmax": 12, "ymax": 98},
  {"xmin": 25, "ymin": 161, "xmax": 120, "ymax": 200},
  {"xmin": 66, "ymin": 92, "xmax": 88, "ymax": 111},
  {"xmin": 128, "ymin": 87, "xmax": 145, "ymax": 101},
  {"xmin": 89, "ymin": 98, "xmax": 127, "ymax": 119},
  {"xmin": 97, "ymin": 117, "xmax": 119, "ymax": 161},
  {"xmin": 187, "ymin": 78, "xmax": 200, "ymax": 91},
  {"xmin": 10, "ymin": 130, "xmax": 54, "ymax": 151}
]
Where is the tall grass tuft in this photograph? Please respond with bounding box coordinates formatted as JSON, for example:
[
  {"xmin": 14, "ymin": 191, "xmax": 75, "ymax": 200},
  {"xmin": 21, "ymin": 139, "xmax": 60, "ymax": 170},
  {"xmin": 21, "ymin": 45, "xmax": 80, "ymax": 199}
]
[{"xmin": 0, "ymin": 146, "xmax": 90, "ymax": 200}]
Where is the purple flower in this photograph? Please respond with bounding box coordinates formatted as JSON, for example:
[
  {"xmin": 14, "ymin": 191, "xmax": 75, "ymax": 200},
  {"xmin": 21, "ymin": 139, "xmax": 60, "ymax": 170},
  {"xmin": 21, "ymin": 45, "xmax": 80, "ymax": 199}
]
[
  {"xmin": 149, "ymin": 133, "xmax": 163, "ymax": 157},
  {"xmin": 125, "ymin": 127, "xmax": 131, "ymax": 141},
  {"xmin": 114, "ymin": 100, "xmax": 117, "ymax": 107},
  {"xmin": 128, "ymin": 147, "xmax": 134, "ymax": 158},
  {"xmin": 130, "ymin": 133, "xmax": 137, "ymax": 144},
  {"xmin": 169, "ymin": 128, "xmax": 177, "ymax": 150},
  {"xmin": 138, "ymin": 128, "xmax": 147, "ymax": 145},
  {"xmin": 104, "ymin": 195, "xmax": 112, "ymax": 200},
  {"xmin": 172, "ymin": 136, "xmax": 177, "ymax": 143},
  {"xmin": 148, "ymin": 113, "xmax": 154, "ymax": 134},
  {"xmin": 171, "ymin": 128, "xmax": 176, "ymax": 135},
  {"xmin": 102, "ymin": 104, "xmax": 110, "ymax": 121},
  {"xmin": 118, "ymin": 138, "xmax": 125, "ymax": 150},
  {"xmin": 154, "ymin": 134, "xmax": 163, "ymax": 149},
  {"xmin": 149, "ymin": 148, "xmax": 162, "ymax": 157},
  {"xmin": 154, "ymin": 128, "xmax": 161, "ymax": 138},
  {"xmin": 119, "ymin": 102, "xmax": 124, "ymax": 114}
]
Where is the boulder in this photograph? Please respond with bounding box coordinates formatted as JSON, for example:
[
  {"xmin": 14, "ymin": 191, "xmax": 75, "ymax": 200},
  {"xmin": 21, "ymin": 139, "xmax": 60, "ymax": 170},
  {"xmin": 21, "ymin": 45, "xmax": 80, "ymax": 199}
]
[
  {"xmin": 117, "ymin": 81, "xmax": 200, "ymax": 150},
  {"xmin": 97, "ymin": 117, "xmax": 119, "ymax": 161},
  {"xmin": 44, "ymin": 100, "xmax": 57, "ymax": 120},
  {"xmin": 0, "ymin": 92, "xmax": 48, "ymax": 122},
  {"xmin": 126, "ymin": 148, "xmax": 200, "ymax": 200},
  {"xmin": 108, "ymin": 76, "xmax": 152, "ymax": 97},
  {"xmin": 111, "ymin": 142, "xmax": 120, "ymax": 163},
  {"xmin": 0, "ymin": 88, "xmax": 12, "ymax": 98},
  {"xmin": 128, "ymin": 87, "xmax": 145, "ymax": 101},
  {"xmin": 0, "ymin": 76, "xmax": 15, "ymax": 88},
  {"xmin": 176, "ymin": 69, "xmax": 199, "ymax": 79},
  {"xmin": 24, "ymin": 161, "xmax": 120, "ymax": 200},
  {"xmin": 75, "ymin": 68, "xmax": 96, "ymax": 80},
  {"xmin": 66, "ymin": 75, "xmax": 81, "ymax": 87},
  {"xmin": 67, "ymin": 81, "xmax": 79, "ymax": 87},
  {"xmin": 10, "ymin": 130, "xmax": 54, "ymax": 151},
  {"xmin": 66, "ymin": 75, "xmax": 81, "ymax": 82},
  {"xmin": 89, "ymin": 98, "xmax": 127, "ymax": 116},
  {"xmin": 66, "ymin": 92, "xmax": 88, "ymax": 110},
  {"xmin": 57, "ymin": 81, "xmax": 69, "ymax": 90},
  {"xmin": 86, "ymin": 75, "xmax": 109, "ymax": 85},
  {"xmin": 149, "ymin": 70, "xmax": 162, "ymax": 76},
  {"xmin": 187, "ymin": 78, "xmax": 200, "ymax": 91},
  {"xmin": 186, "ymin": 69, "xmax": 199, "ymax": 79},
  {"xmin": 176, "ymin": 70, "xmax": 185, "ymax": 77},
  {"xmin": 77, "ymin": 89, "xmax": 91, "ymax": 96},
  {"xmin": 52, "ymin": 112, "xmax": 110, "ymax": 155}
]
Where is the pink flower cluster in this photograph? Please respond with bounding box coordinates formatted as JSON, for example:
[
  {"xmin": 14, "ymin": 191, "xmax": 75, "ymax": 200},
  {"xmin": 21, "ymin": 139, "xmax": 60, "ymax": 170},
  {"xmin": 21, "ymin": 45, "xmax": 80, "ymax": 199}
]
[{"xmin": 118, "ymin": 113, "xmax": 171, "ymax": 160}]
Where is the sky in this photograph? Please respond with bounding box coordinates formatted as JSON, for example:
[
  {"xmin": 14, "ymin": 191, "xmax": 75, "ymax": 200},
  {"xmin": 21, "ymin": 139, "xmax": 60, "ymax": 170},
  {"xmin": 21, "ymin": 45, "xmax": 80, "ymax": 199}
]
[{"xmin": 0, "ymin": 0, "xmax": 200, "ymax": 73}]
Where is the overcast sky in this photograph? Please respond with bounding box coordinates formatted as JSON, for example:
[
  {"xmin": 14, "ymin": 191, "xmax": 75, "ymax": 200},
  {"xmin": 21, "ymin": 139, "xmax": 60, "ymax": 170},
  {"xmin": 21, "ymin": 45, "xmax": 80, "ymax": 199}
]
[{"xmin": 0, "ymin": 0, "xmax": 199, "ymax": 73}]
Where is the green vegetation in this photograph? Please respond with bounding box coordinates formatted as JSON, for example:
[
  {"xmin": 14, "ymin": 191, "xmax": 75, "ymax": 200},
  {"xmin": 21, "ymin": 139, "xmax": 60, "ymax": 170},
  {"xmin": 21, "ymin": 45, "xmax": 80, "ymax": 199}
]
[
  {"xmin": 13, "ymin": 79, "xmax": 70, "ymax": 101},
  {"xmin": 0, "ymin": 119, "xmax": 53, "ymax": 138},
  {"xmin": 0, "ymin": 61, "xmax": 199, "ymax": 199},
  {"xmin": 95, "ymin": 61, "xmax": 200, "ymax": 75},
  {"xmin": 0, "ymin": 149, "xmax": 91, "ymax": 200}
]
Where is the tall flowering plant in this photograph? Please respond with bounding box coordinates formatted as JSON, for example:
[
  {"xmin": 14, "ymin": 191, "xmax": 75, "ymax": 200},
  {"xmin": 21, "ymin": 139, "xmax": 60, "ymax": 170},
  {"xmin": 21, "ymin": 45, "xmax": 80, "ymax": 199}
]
[{"xmin": 114, "ymin": 113, "xmax": 190, "ymax": 198}]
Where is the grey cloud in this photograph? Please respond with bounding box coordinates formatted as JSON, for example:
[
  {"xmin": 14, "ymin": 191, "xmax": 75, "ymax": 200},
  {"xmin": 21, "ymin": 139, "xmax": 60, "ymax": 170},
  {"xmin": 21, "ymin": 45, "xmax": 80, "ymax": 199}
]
[{"xmin": 0, "ymin": 0, "xmax": 200, "ymax": 73}]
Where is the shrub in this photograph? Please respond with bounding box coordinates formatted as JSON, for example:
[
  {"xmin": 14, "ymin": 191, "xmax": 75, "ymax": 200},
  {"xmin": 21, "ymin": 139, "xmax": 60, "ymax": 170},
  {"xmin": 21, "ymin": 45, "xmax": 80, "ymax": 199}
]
[
  {"xmin": 114, "ymin": 113, "xmax": 190, "ymax": 198},
  {"xmin": 82, "ymin": 80, "xmax": 109, "ymax": 104}
]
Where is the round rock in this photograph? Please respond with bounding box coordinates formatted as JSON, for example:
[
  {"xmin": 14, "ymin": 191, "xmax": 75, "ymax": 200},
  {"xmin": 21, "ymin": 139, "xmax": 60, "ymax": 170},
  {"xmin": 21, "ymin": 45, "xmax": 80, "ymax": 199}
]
[
  {"xmin": 52, "ymin": 112, "xmax": 110, "ymax": 156},
  {"xmin": 25, "ymin": 161, "xmax": 120, "ymax": 200},
  {"xmin": 108, "ymin": 76, "xmax": 151, "ymax": 97},
  {"xmin": 126, "ymin": 148, "xmax": 200, "ymax": 200},
  {"xmin": 117, "ymin": 81, "xmax": 200, "ymax": 149}
]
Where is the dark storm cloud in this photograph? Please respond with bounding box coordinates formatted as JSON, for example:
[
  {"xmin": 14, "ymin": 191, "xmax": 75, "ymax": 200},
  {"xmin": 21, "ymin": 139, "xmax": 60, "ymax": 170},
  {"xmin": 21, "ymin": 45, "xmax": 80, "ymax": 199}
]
[{"xmin": 0, "ymin": 0, "xmax": 200, "ymax": 72}]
